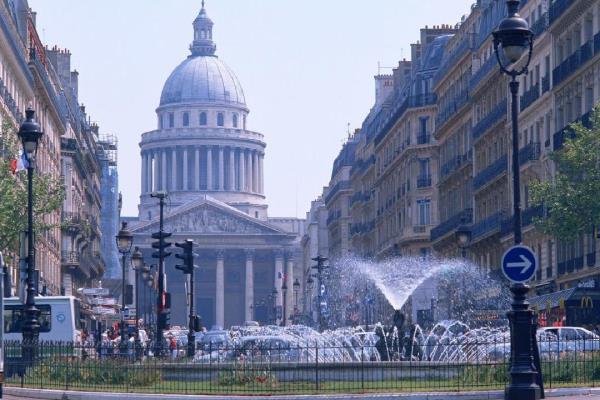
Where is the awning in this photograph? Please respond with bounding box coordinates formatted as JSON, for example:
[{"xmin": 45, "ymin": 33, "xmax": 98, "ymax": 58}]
[{"xmin": 529, "ymin": 287, "xmax": 577, "ymax": 310}]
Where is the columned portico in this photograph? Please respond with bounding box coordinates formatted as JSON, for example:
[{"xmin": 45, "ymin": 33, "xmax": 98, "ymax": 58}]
[
  {"xmin": 207, "ymin": 146, "xmax": 213, "ymax": 190},
  {"xmin": 171, "ymin": 148, "xmax": 177, "ymax": 191},
  {"xmin": 216, "ymin": 250, "xmax": 225, "ymax": 328},
  {"xmin": 183, "ymin": 147, "xmax": 189, "ymax": 190},
  {"xmin": 161, "ymin": 150, "xmax": 167, "ymax": 191},
  {"xmin": 274, "ymin": 249, "xmax": 284, "ymax": 323},
  {"xmin": 285, "ymin": 251, "xmax": 295, "ymax": 325},
  {"xmin": 228, "ymin": 147, "xmax": 235, "ymax": 190},
  {"xmin": 141, "ymin": 152, "xmax": 148, "ymax": 193},
  {"xmin": 218, "ymin": 146, "xmax": 225, "ymax": 190},
  {"xmin": 239, "ymin": 149, "xmax": 246, "ymax": 192},
  {"xmin": 252, "ymin": 151, "xmax": 259, "ymax": 193},
  {"xmin": 245, "ymin": 249, "xmax": 254, "ymax": 322},
  {"xmin": 195, "ymin": 147, "xmax": 201, "ymax": 190}
]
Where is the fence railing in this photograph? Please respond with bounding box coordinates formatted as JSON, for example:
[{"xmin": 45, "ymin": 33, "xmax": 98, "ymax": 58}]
[{"xmin": 4, "ymin": 338, "xmax": 600, "ymax": 395}]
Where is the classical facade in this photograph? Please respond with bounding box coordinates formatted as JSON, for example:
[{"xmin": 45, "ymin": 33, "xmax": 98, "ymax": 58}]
[
  {"xmin": 311, "ymin": 0, "xmax": 600, "ymax": 321},
  {"xmin": 131, "ymin": 4, "xmax": 304, "ymax": 329}
]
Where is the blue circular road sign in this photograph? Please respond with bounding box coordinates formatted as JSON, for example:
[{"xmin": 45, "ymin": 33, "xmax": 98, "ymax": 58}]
[{"xmin": 502, "ymin": 245, "xmax": 537, "ymax": 283}]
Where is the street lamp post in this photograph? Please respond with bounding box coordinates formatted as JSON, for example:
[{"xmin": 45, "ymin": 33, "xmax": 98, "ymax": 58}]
[
  {"xmin": 306, "ymin": 275, "xmax": 314, "ymax": 326},
  {"xmin": 281, "ymin": 279, "xmax": 288, "ymax": 326},
  {"xmin": 455, "ymin": 220, "xmax": 471, "ymax": 260},
  {"xmin": 293, "ymin": 278, "xmax": 300, "ymax": 324},
  {"xmin": 311, "ymin": 256, "xmax": 329, "ymax": 331},
  {"xmin": 493, "ymin": 2, "xmax": 541, "ymax": 399},
  {"xmin": 18, "ymin": 108, "xmax": 43, "ymax": 360},
  {"xmin": 271, "ymin": 287, "xmax": 278, "ymax": 325},
  {"xmin": 116, "ymin": 221, "xmax": 133, "ymax": 349}
]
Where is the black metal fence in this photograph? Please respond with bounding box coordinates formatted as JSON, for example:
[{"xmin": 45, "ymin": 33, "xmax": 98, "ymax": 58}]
[{"xmin": 4, "ymin": 338, "xmax": 600, "ymax": 395}]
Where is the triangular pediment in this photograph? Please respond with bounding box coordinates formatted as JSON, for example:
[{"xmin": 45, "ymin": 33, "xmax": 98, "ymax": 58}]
[{"xmin": 132, "ymin": 196, "xmax": 287, "ymax": 236}]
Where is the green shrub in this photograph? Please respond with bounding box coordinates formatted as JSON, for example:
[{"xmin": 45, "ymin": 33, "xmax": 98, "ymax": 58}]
[{"xmin": 26, "ymin": 359, "xmax": 160, "ymax": 387}]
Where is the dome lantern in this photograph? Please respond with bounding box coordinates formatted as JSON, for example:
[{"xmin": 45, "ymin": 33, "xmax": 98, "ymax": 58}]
[{"xmin": 190, "ymin": 0, "xmax": 216, "ymax": 57}]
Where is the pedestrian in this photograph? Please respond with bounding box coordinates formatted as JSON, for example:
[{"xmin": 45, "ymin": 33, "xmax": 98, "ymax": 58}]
[{"xmin": 169, "ymin": 335, "xmax": 178, "ymax": 360}]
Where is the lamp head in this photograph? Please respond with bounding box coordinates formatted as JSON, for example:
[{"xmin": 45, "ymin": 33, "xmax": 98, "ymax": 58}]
[
  {"xmin": 115, "ymin": 221, "xmax": 133, "ymax": 254},
  {"xmin": 493, "ymin": 0, "xmax": 533, "ymax": 64},
  {"xmin": 18, "ymin": 108, "xmax": 43, "ymax": 163}
]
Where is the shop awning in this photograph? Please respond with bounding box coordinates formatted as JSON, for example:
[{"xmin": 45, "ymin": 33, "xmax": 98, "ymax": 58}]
[{"xmin": 529, "ymin": 287, "xmax": 577, "ymax": 310}]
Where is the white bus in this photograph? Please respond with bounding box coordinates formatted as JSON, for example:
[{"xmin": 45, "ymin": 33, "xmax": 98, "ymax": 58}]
[{"xmin": 3, "ymin": 296, "xmax": 82, "ymax": 343}]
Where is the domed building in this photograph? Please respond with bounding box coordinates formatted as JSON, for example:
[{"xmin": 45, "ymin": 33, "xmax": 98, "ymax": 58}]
[{"xmin": 132, "ymin": 3, "xmax": 304, "ymax": 329}]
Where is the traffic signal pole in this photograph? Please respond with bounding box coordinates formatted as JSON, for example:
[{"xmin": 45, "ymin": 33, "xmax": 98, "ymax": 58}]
[
  {"xmin": 175, "ymin": 239, "xmax": 196, "ymax": 357},
  {"xmin": 151, "ymin": 192, "xmax": 171, "ymax": 356}
]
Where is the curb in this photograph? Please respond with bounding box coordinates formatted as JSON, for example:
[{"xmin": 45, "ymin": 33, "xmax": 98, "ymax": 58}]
[{"xmin": 4, "ymin": 387, "xmax": 600, "ymax": 399}]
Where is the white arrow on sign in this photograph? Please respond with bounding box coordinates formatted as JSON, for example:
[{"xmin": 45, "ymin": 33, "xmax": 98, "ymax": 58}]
[{"xmin": 507, "ymin": 254, "xmax": 533, "ymax": 275}]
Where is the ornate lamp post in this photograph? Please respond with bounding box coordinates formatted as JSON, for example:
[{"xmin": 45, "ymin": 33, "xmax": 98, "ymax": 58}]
[
  {"xmin": 293, "ymin": 278, "xmax": 300, "ymax": 323},
  {"xmin": 455, "ymin": 221, "xmax": 471, "ymax": 260},
  {"xmin": 281, "ymin": 279, "xmax": 288, "ymax": 326},
  {"xmin": 131, "ymin": 247, "xmax": 144, "ymax": 329},
  {"xmin": 306, "ymin": 275, "xmax": 314, "ymax": 326},
  {"xmin": 115, "ymin": 222, "xmax": 133, "ymax": 348},
  {"xmin": 311, "ymin": 256, "xmax": 329, "ymax": 331},
  {"xmin": 18, "ymin": 108, "xmax": 43, "ymax": 358},
  {"xmin": 493, "ymin": 2, "xmax": 541, "ymax": 399},
  {"xmin": 271, "ymin": 287, "xmax": 278, "ymax": 325}
]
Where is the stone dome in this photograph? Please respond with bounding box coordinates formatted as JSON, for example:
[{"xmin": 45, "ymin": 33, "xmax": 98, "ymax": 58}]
[
  {"xmin": 159, "ymin": 56, "xmax": 246, "ymax": 108},
  {"xmin": 158, "ymin": 2, "xmax": 246, "ymax": 109}
]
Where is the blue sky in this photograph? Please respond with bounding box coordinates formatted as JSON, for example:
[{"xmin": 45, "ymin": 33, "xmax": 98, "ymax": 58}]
[{"xmin": 29, "ymin": 0, "xmax": 474, "ymax": 218}]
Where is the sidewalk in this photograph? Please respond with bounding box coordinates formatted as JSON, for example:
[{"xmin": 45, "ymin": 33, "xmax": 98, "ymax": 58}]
[{"xmin": 5, "ymin": 387, "xmax": 600, "ymax": 400}]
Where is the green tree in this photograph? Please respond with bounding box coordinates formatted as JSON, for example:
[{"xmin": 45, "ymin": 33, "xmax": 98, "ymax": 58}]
[
  {"xmin": 530, "ymin": 106, "xmax": 600, "ymax": 239},
  {"xmin": 0, "ymin": 114, "xmax": 64, "ymax": 258}
]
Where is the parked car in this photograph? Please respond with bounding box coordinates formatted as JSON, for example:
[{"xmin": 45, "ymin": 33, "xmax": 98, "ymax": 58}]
[{"xmin": 537, "ymin": 327, "xmax": 600, "ymax": 354}]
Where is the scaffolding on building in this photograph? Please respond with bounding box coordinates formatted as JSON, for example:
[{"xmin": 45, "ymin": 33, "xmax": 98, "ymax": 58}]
[{"xmin": 96, "ymin": 133, "xmax": 120, "ymax": 278}]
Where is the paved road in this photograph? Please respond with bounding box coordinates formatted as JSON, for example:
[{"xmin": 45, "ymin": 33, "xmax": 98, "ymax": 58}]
[{"xmin": 4, "ymin": 395, "xmax": 600, "ymax": 400}]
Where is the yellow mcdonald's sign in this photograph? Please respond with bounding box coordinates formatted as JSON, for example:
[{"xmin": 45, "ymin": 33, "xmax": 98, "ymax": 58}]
[
  {"xmin": 581, "ymin": 296, "xmax": 593, "ymax": 308},
  {"xmin": 559, "ymin": 298, "xmax": 565, "ymax": 309},
  {"xmin": 546, "ymin": 300, "xmax": 552, "ymax": 312}
]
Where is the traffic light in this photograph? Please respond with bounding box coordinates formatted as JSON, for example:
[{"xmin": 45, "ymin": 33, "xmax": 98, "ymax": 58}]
[
  {"xmin": 158, "ymin": 310, "xmax": 171, "ymax": 331},
  {"xmin": 174, "ymin": 239, "xmax": 194, "ymax": 274},
  {"xmin": 193, "ymin": 315, "xmax": 202, "ymax": 332},
  {"xmin": 151, "ymin": 231, "xmax": 172, "ymax": 260}
]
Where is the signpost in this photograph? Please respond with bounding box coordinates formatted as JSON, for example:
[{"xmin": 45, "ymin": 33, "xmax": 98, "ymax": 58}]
[{"xmin": 502, "ymin": 245, "xmax": 537, "ymax": 283}]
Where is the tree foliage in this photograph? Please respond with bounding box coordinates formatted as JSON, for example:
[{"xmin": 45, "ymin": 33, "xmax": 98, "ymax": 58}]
[
  {"xmin": 530, "ymin": 106, "xmax": 600, "ymax": 239},
  {"xmin": 0, "ymin": 115, "xmax": 64, "ymax": 258}
]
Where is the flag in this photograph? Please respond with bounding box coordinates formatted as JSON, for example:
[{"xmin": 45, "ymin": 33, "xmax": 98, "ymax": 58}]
[{"xmin": 16, "ymin": 152, "xmax": 28, "ymax": 172}]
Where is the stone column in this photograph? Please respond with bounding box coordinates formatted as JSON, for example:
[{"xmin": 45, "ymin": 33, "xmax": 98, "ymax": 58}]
[
  {"xmin": 171, "ymin": 148, "xmax": 177, "ymax": 191},
  {"xmin": 195, "ymin": 147, "xmax": 201, "ymax": 190},
  {"xmin": 229, "ymin": 148, "xmax": 236, "ymax": 191},
  {"xmin": 153, "ymin": 151, "xmax": 159, "ymax": 193},
  {"xmin": 252, "ymin": 151, "xmax": 259, "ymax": 193},
  {"xmin": 147, "ymin": 152, "xmax": 153, "ymax": 193},
  {"xmin": 207, "ymin": 146, "xmax": 213, "ymax": 190},
  {"xmin": 216, "ymin": 250, "xmax": 225, "ymax": 328},
  {"xmin": 259, "ymin": 153, "xmax": 264, "ymax": 194},
  {"xmin": 161, "ymin": 150, "xmax": 167, "ymax": 191},
  {"xmin": 246, "ymin": 151, "xmax": 253, "ymax": 192},
  {"xmin": 183, "ymin": 147, "xmax": 189, "ymax": 190},
  {"xmin": 218, "ymin": 146, "xmax": 225, "ymax": 190},
  {"xmin": 274, "ymin": 249, "xmax": 284, "ymax": 323},
  {"xmin": 141, "ymin": 152, "xmax": 147, "ymax": 193},
  {"xmin": 245, "ymin": 249, "xmax": 255, "ymax": 322},
  {"xmin": 285, "ymin": 251, "xmax": 295, "ymax": 325},
  {"xmin": 239, "ymin": 149, "xmax": 246, "ymax": 192}
]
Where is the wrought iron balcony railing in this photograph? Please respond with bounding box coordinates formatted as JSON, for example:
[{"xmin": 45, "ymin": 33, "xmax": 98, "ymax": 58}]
[
  {"xmin": 549, "ymin": 0, "xmax": 575, "ymax": 25},
  {"xmin": 500, "ymin": 204, "xmax": 545, "ymax": 237},
  {"xmin": 473, "ymin": 154, "xmax": 508, "ymax": 190},
  {"xmin": 417, "ymin": 175, "xmax": 432, "ymax": 188},
  {"xmin": 417, "ymin": 134, "xmax": 431, "ymax": 145},
  {"xmin": 471, "ymin": 211, "xmax": 504, "ymax": 241},
  {"xmin": 431, "ymin": 208, "xmax": 473, "ymax": 242},
  {"xmin": 518, "ymin": 142, "xmax": 541, "ymax": 167},
  {"xmin": 553, "ymin": 110, "xmax": 592, "ymax": 151},
  {"xmin": 472, "ymin": 102, "xmax": 507, "ymax": 141},
  {"xmin": 469, "ymin": 56, "xmax": 498, "ymax": 92},
  {"xmin": 520, "ymin": 83, "xmax": 540, "ymax": 112}
]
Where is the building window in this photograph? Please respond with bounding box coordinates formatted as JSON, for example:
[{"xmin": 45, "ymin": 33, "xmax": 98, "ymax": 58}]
[
  {"xmin": 183, "ymin": 112, "xmax": 190, "ymax": 127},
  {"xmin": 159, "ymin": 115, "xmax": 163, "ymax": 129},
  {"xmin": 417, "ymin": 199, "xmax": 431, "ymax": 225},
  {"xmin": 200, "ymin": 112, "xmax": 207, "ymax": 126},
  {"xmin": 233, "ymin": 113, "xmax": 238, "ymax": 128},
  {"xmin": 217, "ymin": 112, "xmax": 224, "ymax": 127},
  {"xmin": 168, "ymin": 112, "xmax": 174, "ymax": 128}
]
